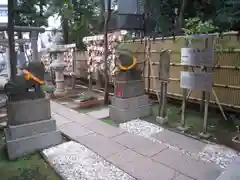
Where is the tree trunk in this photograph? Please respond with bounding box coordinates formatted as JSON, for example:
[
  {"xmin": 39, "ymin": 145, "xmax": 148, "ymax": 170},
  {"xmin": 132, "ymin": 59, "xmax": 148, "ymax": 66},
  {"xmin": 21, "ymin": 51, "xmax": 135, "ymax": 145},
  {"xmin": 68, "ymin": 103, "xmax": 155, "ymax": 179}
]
[
  {"xmin": 178, "ymin": 0, "xmax": 187, "ymax": 31},
  {"xmin": 62, "ymin": 16, "xmax": 69, "ymax": 44},
  {"xmin": 98, "ymin": 0, "xmax": 105, "ymax": 32},
  {"xmin": 103, "ymin": 0, "xmax": 111, "ymax": 105}
]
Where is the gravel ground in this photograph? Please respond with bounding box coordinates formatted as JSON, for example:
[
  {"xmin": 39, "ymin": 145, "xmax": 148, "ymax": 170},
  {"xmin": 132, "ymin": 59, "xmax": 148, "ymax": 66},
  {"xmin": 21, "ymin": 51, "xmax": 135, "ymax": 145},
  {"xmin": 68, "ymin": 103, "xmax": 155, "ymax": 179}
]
[
  {"xmin": 119, "ymin": 119, "xmax": 239, "ymax": 169},
  {"xmin": 119, "ymin": 119, "xmax": 164, "ymax": 139},
  {"xmin": 199, "ymin": 144, "xmax": 239, "ymax": 168},
  {"xmin": 43, "ymin": 141, "xmax": 136, "ymax": 180}
]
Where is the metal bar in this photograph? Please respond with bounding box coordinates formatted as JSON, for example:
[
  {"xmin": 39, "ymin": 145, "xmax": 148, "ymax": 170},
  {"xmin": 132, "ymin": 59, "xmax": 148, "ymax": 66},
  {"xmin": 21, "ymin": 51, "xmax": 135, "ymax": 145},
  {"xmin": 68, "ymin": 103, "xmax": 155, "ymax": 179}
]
[
  {"xmin": 8, "ymin": 0, "xmax": 17, "ymax": 81},
  {"xmin": 0, "ymin": 25, "xmax": 45, "ymax": 32}
]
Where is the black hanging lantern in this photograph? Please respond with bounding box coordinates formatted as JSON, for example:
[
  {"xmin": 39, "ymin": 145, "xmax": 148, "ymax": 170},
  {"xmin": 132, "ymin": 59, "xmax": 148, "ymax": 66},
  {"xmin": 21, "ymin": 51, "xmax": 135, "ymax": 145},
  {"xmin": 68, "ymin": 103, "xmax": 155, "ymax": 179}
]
[
  {"xmin": 117, "ymin": 0, "xmax": 145, "ymax": 30},
  {"xmin": 107, "ymin": 0, "xmax": 145, "ymax": 31}
]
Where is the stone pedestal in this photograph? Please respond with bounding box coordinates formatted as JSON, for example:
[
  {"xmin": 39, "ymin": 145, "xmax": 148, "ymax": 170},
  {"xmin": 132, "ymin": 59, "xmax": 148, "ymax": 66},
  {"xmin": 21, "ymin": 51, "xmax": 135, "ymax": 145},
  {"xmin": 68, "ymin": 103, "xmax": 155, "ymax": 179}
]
[
  {"xmin": 5, "ymin": 98, "xmax": 62, "ymax": 160},
  {"xmin": 110, "ymin": 70, "xmax": 151, "ymax": 123},
  {"xmin": 50, "ymin": 50, "xmax": 67, "ymax": 97}
]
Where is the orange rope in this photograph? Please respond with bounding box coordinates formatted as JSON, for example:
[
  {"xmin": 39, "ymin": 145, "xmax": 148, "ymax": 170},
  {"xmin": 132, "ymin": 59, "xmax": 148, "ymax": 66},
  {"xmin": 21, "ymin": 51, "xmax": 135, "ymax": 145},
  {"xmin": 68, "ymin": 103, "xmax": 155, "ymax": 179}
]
[{"xmin": 22, "ymin": 70, "xmax": 45, "ymax": 85}]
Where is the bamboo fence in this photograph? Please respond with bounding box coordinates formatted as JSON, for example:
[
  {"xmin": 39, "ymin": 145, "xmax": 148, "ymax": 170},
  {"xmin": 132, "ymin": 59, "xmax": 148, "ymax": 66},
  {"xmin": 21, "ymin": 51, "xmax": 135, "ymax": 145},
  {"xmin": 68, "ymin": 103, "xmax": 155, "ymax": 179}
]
[{"xmin": 73, "ymin": 32, "xmax": 240, "ymax": 111}]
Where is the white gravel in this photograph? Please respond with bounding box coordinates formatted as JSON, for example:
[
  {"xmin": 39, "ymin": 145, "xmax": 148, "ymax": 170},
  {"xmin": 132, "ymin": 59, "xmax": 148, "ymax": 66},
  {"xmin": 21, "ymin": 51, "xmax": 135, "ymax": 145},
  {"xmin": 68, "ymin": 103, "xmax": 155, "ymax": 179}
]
[
  {"xmin": 43, "ymin": 141, "xmax": 136, "ymax": 180},
  {"xmin": 119, "ymin": 119, "xmax": 239, "ymax": 169},
  {"xmin": 119, "ymin": 119, "xmax": 164, "ymax": 138},
  {"xmin": 198, "ymin": 144, "xmax": 239, "ymax": 168}
]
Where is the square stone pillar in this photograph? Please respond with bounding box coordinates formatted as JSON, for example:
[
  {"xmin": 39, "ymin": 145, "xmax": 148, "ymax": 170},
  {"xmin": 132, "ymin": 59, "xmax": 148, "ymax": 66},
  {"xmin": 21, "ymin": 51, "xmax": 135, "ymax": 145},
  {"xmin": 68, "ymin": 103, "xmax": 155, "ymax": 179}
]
[
  {"xmin": 5, "ymin": 98, "xmax": 62, "ymax": 160},
  {"xmin": 109, "ymin": 70, "xmax": 151, "ymax": 123}
]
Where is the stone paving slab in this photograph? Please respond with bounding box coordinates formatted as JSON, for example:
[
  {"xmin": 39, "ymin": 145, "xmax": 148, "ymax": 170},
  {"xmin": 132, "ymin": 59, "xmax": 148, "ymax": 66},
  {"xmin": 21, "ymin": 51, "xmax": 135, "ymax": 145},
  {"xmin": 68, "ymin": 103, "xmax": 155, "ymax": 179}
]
[
  {"xmin": 51, "ymin": 101, "xmax": 224, "ymax": 180},
  {"xmin": 83, "ymin": 120, "xmax": 125, "ymax": 138},
  {"xmin": 58, "ymin": 122, "xmax": 94, "ymax": 140},
  {"xmin": 152, "ymin": 129, "xmax": 206, "ymax": 154},
  {"xmin": 152, "ymin": 148, "xmax": 222, "ymax": 180},
  {"xmin": 107, "ymin": 148, "xmax": 179, "ymax": 180},
  {"xmin": 216, "ymin": 156, "xmax": 240, "ymax": 180},
  {"xmin": 52, "ymin": 113, "xmax": 71, "ymax": 127},
  {"xmin": 51, "ymin": 101, "xmax": 95, "ymax": 125},
  {"xmin": 112, "ymin": 132, "xmax": 168, "ymax": 157},
  {"xmin": 43, "ymin": 141, "xmax": 136, "ymax": 180},
  {"xmin": 51, "ymin": 101, "xmax": 69, "ymax": 114},
  {"xmin": 75, "ymin": 133, "xmax": 126, "ymax": 158},
  {"xmin": 87, "ymin": 108, "xmax": 109, "ymax": 119},
  {"xmin": 173, "ymin": 174, "xmax": 194, "ymax": 180}
]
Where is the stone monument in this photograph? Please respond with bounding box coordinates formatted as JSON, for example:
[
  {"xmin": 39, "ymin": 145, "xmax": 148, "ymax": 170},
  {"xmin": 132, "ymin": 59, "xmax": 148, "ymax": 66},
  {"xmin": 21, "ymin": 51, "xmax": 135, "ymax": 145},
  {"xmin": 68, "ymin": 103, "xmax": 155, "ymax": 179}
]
[
  {"xmin": 4, "ymin": 61, "xmax": 62, "ymax": 160},
  {"xmin": 3, "ymin": 1, "xmax": 61, "ymax": 160},
  {"xmin": 109, "ymin": 50, "xmax": 151, "ymax": 123}
]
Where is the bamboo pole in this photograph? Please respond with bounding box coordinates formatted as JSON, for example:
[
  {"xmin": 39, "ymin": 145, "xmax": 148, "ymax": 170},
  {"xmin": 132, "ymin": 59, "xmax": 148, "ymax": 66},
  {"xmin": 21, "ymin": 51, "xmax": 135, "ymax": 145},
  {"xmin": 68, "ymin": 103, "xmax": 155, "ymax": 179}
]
[{"xmin": 212, "ymin": 88, "xmax": 228, "ymax": 120}]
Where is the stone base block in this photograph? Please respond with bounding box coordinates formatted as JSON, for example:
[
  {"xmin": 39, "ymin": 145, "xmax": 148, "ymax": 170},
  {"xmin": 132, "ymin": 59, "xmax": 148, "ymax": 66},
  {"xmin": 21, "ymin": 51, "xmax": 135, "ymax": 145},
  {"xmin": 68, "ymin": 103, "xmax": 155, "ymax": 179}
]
[
  {"xmin": 111, "ymin": 95, "xmax": 149, "ymax": 109},
  {"xmin": 7, "ymin": 98, "xmax": 51, "ymax": 125},
  {"xmin": 109, "ymin": 104, "xmax": 151, "ymax": 123},
  {"xmin": 5, "ymin": 129, "xmax": 62, "ymax": 160},
  {"xmin": 156, "ymin": 116, "xmax": 168, "ymax": 125},
  {"xmin": 114, "ymin": 80, "xmax": 145, "ymax": 98},
  {"xmin": 8, "ymin": 119, "xmax": 57, "ymax": 140}
]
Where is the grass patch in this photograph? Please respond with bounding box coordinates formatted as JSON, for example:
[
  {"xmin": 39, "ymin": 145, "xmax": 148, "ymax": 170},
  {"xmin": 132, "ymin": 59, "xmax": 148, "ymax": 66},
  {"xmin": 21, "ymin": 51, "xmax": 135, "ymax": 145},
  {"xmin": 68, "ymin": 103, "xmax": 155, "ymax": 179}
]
[
  {"xmin": 144, "ymin": 103, "xmax": 237, "ymax": 145},
  {"xmin": 103, "ymin": 119, "xmax": 115, "ymax": 125},
  {"xmin": 0, "ymin": 131, "xmax": 61, "ymax": 180},
  {"xmin": 101, "ymin": 118, "xmax": 118, "ymax": 126}
]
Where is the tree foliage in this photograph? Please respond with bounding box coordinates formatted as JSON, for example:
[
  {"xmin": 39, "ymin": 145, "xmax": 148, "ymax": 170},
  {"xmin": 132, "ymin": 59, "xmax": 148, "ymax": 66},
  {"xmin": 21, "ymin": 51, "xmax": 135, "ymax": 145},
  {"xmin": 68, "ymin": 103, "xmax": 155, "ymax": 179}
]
[
  {"xmin": 20, "ymin": 0, "xmax": 240, "ymax": 47},
  {"xmin": 15, "ymin": 0, "xmax": 49, "ymax": 27}
]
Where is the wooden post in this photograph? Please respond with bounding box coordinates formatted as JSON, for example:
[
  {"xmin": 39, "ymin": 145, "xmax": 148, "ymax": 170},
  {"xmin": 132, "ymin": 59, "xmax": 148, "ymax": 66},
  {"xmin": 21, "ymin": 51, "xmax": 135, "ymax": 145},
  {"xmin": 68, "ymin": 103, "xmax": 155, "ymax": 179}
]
[
  {"xmin": 199, "ymin": 37, "xmax": 212, "ymax": 138},
  {"xmin": 200, "ymin": 38, "xmax": 210, "ymax": 115},
  {"xmin": 146, "ymin": 38, "xmax": 151, "ymax": 93},
  {"xmin": 178, "ymin": 39, "xmax": 189, "ymax": 131},
  {"xmin": 160, "ymin": 82, "xmax": 168, "ymax": 118},
  {"xmin": 200, "ymin": 85, "xmax": 205, "ymax": 115},
  {"xmin": 180, "ymin": 67, "xmax": 188, "ymax": 130},
  {"xmin": 200, "ymin": 66, "xmax": 211, "ymax": 138},
  {"xmin": 71, "ymin": 47, "xmax": 76, "ymax": 89},
  {"xmin": 158, "ymin": 82, "xmax": 163, "ymax": 116},
  {"xmin": 156, "ymin": 50, "xmax": 170, "ymax": 124}
]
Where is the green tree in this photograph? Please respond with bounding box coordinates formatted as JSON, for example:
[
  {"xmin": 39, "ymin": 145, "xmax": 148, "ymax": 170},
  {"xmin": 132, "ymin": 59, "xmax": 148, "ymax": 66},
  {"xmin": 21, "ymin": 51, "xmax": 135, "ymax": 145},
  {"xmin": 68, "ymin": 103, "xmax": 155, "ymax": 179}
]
[
  {"xmin": 46, "ymin": 0, "xmax": 100, "ymax": 48},
  {"xmin": 15, "ymin": 0, "xmax": 50, "ymax": 51},
  {"xmin": 216, "ymin": 0, "xmax": 240, "ymax": 30}
]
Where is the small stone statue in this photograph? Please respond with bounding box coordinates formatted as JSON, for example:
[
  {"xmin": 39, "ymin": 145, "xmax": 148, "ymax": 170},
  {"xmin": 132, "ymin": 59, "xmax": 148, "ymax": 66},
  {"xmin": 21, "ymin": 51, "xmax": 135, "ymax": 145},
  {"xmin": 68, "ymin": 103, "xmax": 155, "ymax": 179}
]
[
  {"xmin": 4, "ymin": 61, "xmax": 45, "ymax": 101},
  {"xmin": 115, "ymin": 49, "xmax": 142, "ymax": 81}
]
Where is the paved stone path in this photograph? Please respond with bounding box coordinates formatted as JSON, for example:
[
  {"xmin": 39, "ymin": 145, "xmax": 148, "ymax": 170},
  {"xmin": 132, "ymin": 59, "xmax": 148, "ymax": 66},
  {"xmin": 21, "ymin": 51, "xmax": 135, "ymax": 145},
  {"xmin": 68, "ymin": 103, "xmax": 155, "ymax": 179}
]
[
  {"xmin": 87, "ymin": 108, "xmax": 109, "ymax": 119},
  {"xmin": 51, "ymin": 101, "xmax": 223, "ymax": 180}
]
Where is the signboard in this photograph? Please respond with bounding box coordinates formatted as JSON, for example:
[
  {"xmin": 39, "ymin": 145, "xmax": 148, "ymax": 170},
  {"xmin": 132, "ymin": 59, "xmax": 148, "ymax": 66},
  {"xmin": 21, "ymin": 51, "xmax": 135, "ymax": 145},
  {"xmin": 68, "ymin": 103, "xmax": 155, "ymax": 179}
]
[
  {"xmin": 181, "ymin": 48, "xmax": 214, "ymax": 67},
  {"xmin": 0, "ymin": 5, "xmax": 7, "ymax": 24},
  {"xmin": 180, "ymin": 71, "xmax": 213, "ymax": 92},
  {"xmin": 159, "ymin": 51, "xmax": 170, "ymax": 82}
]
